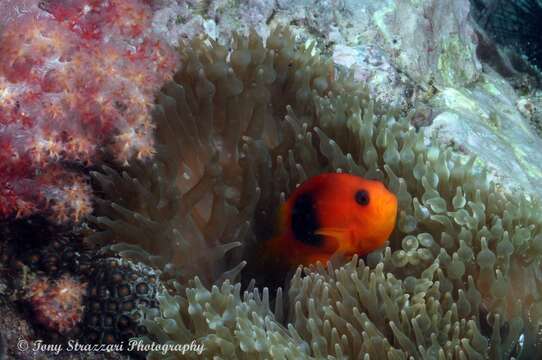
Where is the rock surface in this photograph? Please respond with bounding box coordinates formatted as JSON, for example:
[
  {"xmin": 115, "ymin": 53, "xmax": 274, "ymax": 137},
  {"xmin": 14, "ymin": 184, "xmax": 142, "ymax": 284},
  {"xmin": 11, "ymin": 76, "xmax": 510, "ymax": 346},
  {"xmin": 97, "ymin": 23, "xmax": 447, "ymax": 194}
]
[{"xmin": 428, "ymin": 68, "xmax": 542, "ymax": 197}]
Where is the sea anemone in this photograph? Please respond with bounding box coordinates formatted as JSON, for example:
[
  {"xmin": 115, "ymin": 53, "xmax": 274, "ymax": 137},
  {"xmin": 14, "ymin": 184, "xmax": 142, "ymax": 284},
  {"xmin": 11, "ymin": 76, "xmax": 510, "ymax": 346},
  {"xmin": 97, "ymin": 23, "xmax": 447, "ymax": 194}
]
[
  {"xmin": 89, "ymin": 27, "xmax": 377, "ymax": 287},
  {"xmin": 90, "ymin": 27, "xmax": 542, "ymax": 359}
]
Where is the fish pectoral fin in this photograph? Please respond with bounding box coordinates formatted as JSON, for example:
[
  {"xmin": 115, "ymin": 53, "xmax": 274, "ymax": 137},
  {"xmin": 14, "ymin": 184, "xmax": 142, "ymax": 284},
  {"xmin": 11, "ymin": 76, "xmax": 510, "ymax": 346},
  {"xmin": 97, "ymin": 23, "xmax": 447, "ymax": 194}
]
[{"xmin": 315, "ymin": 227, "xmax": 349, "ymax": 242}]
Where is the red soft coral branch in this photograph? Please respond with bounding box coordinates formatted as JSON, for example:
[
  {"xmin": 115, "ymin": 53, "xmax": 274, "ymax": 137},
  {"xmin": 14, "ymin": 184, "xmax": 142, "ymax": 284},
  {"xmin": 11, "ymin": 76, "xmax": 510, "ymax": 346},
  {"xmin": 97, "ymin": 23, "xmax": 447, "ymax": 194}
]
[{"xmin": 0, "ymin": 0, "xmax": 178, "ymax": 223}]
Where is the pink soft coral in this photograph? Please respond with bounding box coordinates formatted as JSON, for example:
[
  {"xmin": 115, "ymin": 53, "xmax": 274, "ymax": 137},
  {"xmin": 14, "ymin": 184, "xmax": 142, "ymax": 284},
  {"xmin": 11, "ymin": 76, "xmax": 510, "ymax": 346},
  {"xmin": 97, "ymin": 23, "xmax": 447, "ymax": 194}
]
[
  {"xmin": 28, "ymin": 275, "xmax": 87, "ymax": 334},
  {"xmin": 0, "ymin": 0, "xmax": 178, "ymax": 222}
]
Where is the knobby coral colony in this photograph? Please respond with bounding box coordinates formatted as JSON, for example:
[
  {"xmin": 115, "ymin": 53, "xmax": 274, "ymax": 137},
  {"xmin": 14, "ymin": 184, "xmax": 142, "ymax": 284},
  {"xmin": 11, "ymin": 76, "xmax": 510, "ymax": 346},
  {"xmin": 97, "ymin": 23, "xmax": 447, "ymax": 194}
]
[{"xmin": 90, "ymin": 27, "xmax": 542, "ymax": 359}]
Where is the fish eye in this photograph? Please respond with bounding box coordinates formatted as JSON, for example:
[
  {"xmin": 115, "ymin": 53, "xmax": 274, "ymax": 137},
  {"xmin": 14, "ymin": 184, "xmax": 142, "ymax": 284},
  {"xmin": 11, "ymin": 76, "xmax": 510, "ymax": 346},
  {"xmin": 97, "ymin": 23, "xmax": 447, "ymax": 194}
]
[{"xmin": 355, "ymin": 190, "xmax": 370, "ymax": 205}]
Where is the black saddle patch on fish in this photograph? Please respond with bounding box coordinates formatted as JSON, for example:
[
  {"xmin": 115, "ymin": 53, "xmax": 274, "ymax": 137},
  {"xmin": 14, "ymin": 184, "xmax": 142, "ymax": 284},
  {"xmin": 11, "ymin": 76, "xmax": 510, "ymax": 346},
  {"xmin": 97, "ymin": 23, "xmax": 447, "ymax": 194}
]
[{"xmin": 291, "ymin": 192, "xmax": 324, "ymax": 246}]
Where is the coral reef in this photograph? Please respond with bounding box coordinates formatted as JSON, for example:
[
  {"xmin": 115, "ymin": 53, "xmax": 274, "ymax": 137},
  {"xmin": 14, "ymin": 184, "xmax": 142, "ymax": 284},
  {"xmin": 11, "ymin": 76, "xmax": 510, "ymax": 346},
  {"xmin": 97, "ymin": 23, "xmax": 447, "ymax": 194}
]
[
  {"xmin": 89, "ymin": 27, "xmax": 542, "ymax": 359},
  {"xmin": 3, "ymin": 0, "xmax": 542, "ymax": 359},
  {"xmin": 0, "ymin": 0, "xmax": 177, "ymax": 223}
]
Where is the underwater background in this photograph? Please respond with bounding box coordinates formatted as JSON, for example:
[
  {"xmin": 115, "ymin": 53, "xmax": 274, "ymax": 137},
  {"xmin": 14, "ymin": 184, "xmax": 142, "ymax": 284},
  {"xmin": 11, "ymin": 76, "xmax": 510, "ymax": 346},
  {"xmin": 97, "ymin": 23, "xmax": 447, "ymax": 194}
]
[{"xmin": 1, "ymin": 0, "xmax": 542, "ymax": 359}]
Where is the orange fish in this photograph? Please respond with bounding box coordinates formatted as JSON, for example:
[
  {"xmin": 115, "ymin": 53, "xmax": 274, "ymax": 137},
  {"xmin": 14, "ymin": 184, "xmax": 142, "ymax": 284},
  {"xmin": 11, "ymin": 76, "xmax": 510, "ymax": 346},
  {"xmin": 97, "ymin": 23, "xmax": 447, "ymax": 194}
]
[{"xmin": 263, "ymin": 173, "xmax": 398, "ymax": 267}]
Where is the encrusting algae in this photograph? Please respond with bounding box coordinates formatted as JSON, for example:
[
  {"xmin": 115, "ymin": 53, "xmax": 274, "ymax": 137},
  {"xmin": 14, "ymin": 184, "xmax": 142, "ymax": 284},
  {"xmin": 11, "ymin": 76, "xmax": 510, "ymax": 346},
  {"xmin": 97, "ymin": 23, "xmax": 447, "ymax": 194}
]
[{"xmin": 89, "ymin": 27, "xmax": 542, "ymax": 359}]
